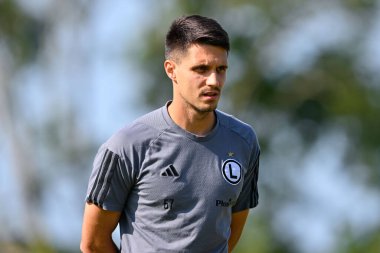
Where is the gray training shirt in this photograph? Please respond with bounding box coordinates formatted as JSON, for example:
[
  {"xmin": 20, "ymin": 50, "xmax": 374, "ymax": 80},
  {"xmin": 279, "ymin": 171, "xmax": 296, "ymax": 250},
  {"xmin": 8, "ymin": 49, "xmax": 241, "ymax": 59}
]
[{"xmin": 85, "ymin": 102, "xmax": 260, "ymax": 253}]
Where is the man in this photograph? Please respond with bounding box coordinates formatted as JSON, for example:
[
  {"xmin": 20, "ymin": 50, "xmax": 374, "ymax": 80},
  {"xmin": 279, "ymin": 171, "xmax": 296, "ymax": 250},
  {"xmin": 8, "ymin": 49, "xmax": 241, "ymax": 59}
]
[{"xmin": 81, "ymin": 15, "xmax": 260, "ymax": 253}]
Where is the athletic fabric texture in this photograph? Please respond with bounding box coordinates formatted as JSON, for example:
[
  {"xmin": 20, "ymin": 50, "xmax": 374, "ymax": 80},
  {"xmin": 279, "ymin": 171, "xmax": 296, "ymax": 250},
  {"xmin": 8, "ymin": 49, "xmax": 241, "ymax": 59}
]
[{"xmin": 85, "ymin": 102, "xmax": 260, "ymax": 253}]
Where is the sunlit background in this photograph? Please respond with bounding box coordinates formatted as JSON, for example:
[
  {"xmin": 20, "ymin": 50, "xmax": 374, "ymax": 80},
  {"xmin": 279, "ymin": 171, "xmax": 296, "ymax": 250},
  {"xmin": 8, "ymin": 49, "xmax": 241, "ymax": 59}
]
[{"xmin": 1, "ymin": 0, "xmax": 380, "ymax": 252}]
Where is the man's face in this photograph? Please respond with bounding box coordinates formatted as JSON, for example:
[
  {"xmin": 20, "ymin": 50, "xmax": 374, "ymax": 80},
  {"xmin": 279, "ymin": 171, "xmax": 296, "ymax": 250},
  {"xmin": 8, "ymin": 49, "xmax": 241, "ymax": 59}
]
[{"xmin": 170, "ymin": 44, "xmax": 228, "ymax": 114}]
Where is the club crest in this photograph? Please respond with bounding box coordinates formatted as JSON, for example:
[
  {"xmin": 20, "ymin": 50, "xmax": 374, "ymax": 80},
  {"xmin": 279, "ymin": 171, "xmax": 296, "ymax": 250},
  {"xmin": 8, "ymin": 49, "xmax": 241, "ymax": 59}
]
[{"xmin": 221, "ymin": 159, "xmax": 242, "ymax": 185}]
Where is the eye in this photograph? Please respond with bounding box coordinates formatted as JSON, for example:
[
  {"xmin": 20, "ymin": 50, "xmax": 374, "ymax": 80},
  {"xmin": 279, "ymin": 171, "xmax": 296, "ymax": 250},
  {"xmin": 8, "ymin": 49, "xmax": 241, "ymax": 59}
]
[
  {"xmin": 192, "ymin": 65, "xmax": 209, "ymax": 74},
  {"xmin": 217, "ymin": 66, "xmax": 228, "ymax": 74}
]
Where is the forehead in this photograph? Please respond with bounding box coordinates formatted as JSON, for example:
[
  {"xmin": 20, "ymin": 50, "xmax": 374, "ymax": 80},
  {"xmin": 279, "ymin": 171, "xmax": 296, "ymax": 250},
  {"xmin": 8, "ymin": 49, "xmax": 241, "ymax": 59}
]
[{"xmin": 180, "ymin": 44, "xmax": 228, "ymax": 65}]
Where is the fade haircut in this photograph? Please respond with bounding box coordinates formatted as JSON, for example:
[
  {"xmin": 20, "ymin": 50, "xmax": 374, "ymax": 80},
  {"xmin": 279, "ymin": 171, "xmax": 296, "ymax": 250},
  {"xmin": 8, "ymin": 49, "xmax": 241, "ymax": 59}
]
[{"xmin": 165, "ymin": 15, "xmax": 230, "ymax": 60}]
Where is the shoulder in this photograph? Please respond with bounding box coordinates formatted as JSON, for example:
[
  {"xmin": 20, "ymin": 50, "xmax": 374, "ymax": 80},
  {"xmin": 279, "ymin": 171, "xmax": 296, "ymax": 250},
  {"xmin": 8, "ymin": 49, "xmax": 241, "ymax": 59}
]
[
  {"xmin": 216, "ymin": 110, "xmax": 259, "ymax": 149},
  {"xmin": 103, "ymin": 107, "xmax": 169, "ymax": 155}
]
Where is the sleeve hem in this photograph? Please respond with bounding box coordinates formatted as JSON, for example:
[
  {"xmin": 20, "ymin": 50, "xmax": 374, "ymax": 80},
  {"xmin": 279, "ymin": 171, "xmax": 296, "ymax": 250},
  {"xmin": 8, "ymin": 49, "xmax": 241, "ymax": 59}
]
[
  {"xmin": 85, "ymin": 197, "xmax": 123, "ymax": 211},
  {"xmin": 232, "ymin": 200, "xmax": 258, "ymax": 213}
]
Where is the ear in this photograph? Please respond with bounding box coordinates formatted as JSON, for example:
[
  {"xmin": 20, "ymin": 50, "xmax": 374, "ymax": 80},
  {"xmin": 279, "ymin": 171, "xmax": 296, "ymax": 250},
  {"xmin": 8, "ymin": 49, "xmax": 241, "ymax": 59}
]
[{"xmin": 164, "ymin": 60, "xmax": 177, "ymax": 82}]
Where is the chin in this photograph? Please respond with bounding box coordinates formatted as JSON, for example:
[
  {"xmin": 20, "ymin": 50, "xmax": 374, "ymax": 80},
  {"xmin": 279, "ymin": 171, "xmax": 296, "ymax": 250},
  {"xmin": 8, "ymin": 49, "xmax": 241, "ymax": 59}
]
[
  {"xmin": 185, "ymin": 99, "xmax": 219, "ymax": 113},
  {"xmin": 196, "ymin": 104, "xmax": 218, "ymax": 113}
]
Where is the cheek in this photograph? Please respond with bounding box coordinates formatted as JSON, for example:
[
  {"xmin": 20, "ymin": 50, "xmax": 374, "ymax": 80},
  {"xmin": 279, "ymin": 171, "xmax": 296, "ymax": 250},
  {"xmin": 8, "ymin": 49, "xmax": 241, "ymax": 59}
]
[
  {"xmin": 180, "ymin": 73, "xmax": 204, "ymax": 87},
  {"xmin": 219, "ymin": 72, "xmax": 226, "ymax": 83},
  {"xmin": 194, "ymin": 75, "xmax": 207, "ymax": 86}
]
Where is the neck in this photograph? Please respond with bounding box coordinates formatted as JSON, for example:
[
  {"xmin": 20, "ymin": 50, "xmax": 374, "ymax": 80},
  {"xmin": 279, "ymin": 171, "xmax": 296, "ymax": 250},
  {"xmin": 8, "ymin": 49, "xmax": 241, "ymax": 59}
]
[{"xmin": 168, "ymin": 101, "xmax": 216, "ymax": 136}]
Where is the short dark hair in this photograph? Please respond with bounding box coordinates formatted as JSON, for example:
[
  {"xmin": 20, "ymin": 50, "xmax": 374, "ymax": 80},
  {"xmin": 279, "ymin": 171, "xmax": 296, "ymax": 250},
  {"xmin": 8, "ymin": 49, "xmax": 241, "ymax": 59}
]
[{"xmin": 165, "ymin": 15, "xmax": 230, "ymax": 60}]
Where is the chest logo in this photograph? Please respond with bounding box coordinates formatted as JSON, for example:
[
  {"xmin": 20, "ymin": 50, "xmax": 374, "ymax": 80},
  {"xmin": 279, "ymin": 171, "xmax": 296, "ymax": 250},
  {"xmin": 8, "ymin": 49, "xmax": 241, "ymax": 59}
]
[
  {"xmin": 221, "ymin": 159, "xmax": 242, "ymax": 185},
  {"xmin": 161, "ymin": 164, "xmax": 179, "ymax": 177}
]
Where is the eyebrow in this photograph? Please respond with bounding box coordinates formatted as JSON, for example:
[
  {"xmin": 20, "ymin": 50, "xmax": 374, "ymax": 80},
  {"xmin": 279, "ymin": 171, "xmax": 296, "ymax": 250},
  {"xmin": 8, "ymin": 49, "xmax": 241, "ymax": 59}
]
[
  {"xmin": 190, "ymin": 64, "xmax": 228, "ymax": 70},
  {"xmin": 191, "ymin": 64, "xmax": 210, "ymax": 70}
]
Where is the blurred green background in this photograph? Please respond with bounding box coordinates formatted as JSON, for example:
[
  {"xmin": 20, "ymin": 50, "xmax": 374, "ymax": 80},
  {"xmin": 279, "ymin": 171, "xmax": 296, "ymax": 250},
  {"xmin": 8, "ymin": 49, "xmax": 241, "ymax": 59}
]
[{"xmin": 1, "ymin": 0, "xmax": 379, "ymax": 252}]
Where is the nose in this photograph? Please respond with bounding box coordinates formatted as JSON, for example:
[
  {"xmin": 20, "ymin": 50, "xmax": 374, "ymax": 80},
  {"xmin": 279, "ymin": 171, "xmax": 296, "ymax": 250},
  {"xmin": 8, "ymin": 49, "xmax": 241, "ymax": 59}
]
[{"xmin": 206, "ymin": 72, "xmax": 222, "ymax": 87}]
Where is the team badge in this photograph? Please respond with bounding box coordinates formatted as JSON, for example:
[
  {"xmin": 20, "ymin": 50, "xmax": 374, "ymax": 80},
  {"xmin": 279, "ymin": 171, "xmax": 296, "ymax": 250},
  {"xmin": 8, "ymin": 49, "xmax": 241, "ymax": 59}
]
[{"xmin": 221, "ymin": 159, "xmax": 242, "ymax": 185}]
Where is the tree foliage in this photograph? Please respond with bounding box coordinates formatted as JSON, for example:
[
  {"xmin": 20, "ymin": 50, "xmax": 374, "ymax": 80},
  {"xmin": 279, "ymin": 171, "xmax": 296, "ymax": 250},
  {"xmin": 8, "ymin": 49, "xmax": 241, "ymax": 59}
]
[{"xmin": 0, "ymin": 1, "xmax": 92, "ymax": 252}]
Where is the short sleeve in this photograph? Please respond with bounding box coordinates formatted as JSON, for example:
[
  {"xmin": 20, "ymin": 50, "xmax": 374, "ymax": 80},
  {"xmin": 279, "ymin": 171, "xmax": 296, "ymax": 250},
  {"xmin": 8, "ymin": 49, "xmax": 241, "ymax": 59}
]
[
  {"xmin": 85, "ymin": 146, "xmax": 132, "ymax": 211},
  {"xmin": 232, "ymin": 149, "xmax": 260, "ymax": 213}
]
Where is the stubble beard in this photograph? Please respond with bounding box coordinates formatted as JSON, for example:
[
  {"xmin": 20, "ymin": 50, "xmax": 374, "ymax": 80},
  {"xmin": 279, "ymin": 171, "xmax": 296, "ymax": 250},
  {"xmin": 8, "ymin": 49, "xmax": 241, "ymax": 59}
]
[
  {"xmin": 178, "ymin": 90, "xmax": 220, "ymax": 117},
  {"xmin": 187, "ymin": 99, "xmax": 218, "ymax": 115}
]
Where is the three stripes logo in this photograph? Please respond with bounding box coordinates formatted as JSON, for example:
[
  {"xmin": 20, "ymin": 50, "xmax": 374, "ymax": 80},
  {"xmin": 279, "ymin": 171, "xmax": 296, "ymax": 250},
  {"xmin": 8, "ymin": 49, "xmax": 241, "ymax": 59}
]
[{"xmin": 161, "ymin": 164, "xmax": 179, "ymax": 177}]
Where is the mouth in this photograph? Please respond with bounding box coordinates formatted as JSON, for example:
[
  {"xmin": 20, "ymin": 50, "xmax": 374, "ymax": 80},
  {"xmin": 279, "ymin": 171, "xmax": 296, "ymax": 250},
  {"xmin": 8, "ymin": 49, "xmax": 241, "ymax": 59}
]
[{"xmin": 201, "ymin": 90, "xmax": 220, "ymax": 100}]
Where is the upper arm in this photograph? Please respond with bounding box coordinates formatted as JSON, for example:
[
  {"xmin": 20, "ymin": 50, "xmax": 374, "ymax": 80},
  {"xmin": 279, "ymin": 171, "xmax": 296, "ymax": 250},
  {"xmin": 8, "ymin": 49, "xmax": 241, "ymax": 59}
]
[
  {"xmin": 231, "ymin": 209, "xmax": 249, "ymax": 236},
  {"xmin": 80, "ymin": 202, "xmax": 121, "ymax": 252},
  {"xmin": 229, "ymin": 209, "xmax": 249, "ymax": 252}
]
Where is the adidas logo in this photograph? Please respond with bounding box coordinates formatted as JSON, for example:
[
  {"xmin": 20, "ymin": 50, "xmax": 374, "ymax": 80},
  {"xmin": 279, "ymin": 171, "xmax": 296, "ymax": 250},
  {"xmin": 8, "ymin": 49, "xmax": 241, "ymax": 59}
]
[{"xmin": 161, "ymin": 164, "xmax": 179, "ymax": 177}]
